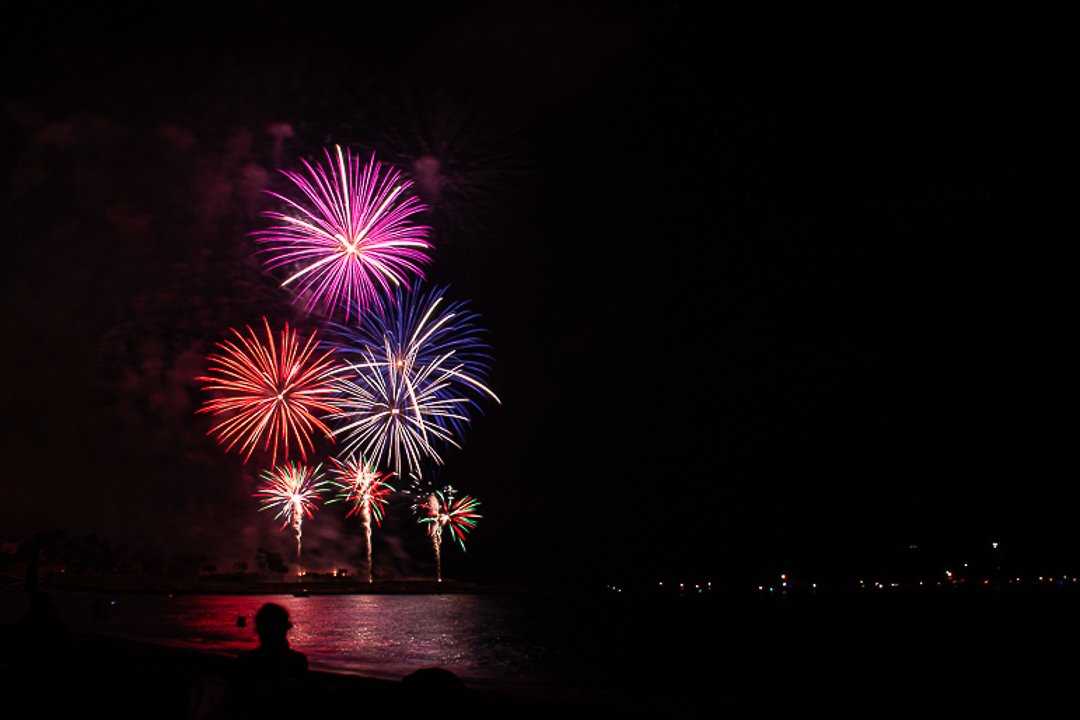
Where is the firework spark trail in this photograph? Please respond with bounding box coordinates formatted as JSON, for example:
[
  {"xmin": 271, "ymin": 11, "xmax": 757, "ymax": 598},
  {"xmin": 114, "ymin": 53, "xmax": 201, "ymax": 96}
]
[
  {"xmin": 254, "ymin": 145, "xmax": 432, "ymax": 319},
  {"xmin": 197, "ymin": 318, "xmax": 342, "ymax": 465},
  {"xmin": 328, "ymin": 285, "xmax": 499, "ymax": 478},
  {"xmin": 412, "ymin": 481, "xmax": 482, "ymax": 582},
  {"xmin": 254, "ymin": 462, "xmax": 330, "ymax": 574},
  {"xmin": 328, "ymin": 454, "xmax": 395, "ymax": 582},
  {"xmin": 425, "ymin": 493, "xmax": 443, "ymax": 582}
]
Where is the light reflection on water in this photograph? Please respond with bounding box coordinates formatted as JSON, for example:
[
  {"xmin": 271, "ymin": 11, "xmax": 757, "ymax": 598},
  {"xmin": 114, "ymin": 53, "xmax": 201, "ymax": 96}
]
[
  {"xmin": 1, "ymin": 588, "xmax": 738, "ymax": 711},
  {"xmin": 3, "ymin": 590, "xmax": 717, "ymax": 707},
  {"xmin": 38, "ymin": 593, "xmax": 566, "ymax": 690}
]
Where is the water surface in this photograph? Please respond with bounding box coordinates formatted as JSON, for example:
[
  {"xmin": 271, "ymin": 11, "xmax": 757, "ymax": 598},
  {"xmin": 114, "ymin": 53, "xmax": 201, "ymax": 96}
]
[{"xmin": 5, "ymin": 591, "xmax": 691, "ymax": 706}]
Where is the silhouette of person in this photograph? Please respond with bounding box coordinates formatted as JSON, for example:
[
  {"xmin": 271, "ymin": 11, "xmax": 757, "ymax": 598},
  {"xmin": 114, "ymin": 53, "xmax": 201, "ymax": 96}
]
[
  {"xmin": 224, "ymin": 603, "xmax": 308, "ymax": 719},
  {"xmin": 401, "ymin": 667, "xmax": 468, "ymax": 717},
  {"xmin": 13, "ymin": 590, "xmax": 69, "ymax": 673},
  {"xmin": 15, "ymin": 590, "xmax": 68, "ymax": 642},
  {"xmin": 11, "ymin": 591, "xmax": 71, "ymax": 718}
]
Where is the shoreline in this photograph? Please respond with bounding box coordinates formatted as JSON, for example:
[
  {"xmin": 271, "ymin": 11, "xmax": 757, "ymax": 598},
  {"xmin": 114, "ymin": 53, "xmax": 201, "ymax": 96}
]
[
  {"xmin": 1, "ymin": 625, "xmax": 629, "ymax": 718},
  {"xmin": 7, "ymin": 577, "xmax": 544, "ymax": 596},
  {"xmin": 6, "ymin": 587, "xmax": 1080, "ymax": 717}
]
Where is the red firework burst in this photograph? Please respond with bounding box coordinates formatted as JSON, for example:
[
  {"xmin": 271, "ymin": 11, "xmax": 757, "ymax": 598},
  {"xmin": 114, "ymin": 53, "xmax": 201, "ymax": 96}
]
[{"xmin": 197, "ymin": 318, "xmax": 342, "ymax": 464}]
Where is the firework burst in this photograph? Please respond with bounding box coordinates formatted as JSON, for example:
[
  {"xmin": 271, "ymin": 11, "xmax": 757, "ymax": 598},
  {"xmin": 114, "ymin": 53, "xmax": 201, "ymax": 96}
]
[
  {"xmin": 197, "ymin": 318, "xmax": 342, "ymax": 465},
  {"xmin": 328, "ymin": 453, "xmax": 396, "ymax": 582},
  {"xmin": 354, "ymin": 85, "xmax": 528, "ymax": 248},
  {"xmin": 331, "ymin": 349, "xmax": 463, "ymax": 480},
  {"xmin": 254, "ymin": 462, "xmax": 330, "ymax": 573},
  {"xmin": 411, "ymin": 479, "xmax": 482, "ymax": 582},
  {"xmin": 328, "ymin": 285, "xmax": 499, "ymax": 477},
  {"xmin": 254, "ymin": 145, "xmax": 432, "ymax": 319}
]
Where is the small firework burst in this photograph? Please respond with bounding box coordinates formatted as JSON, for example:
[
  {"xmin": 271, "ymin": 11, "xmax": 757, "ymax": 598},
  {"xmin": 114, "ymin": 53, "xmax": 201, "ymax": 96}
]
[
  {"xmin": 421, "ymin": 489, "xmax": 482, "ymax": 552},
  {"xmin": 328, "ymin": 453, "xmax": 395, "ymax": 582},
  {"xmin": 410, "ymin": 478, "xmax": 482, "ymax": 581},
  {"xmin": 254, "ymin": 462, "xmax": 330, "ymax": 571},
  {"xmin": 329, "ymin": 453, "xmax": 396, "ymax": 524}
]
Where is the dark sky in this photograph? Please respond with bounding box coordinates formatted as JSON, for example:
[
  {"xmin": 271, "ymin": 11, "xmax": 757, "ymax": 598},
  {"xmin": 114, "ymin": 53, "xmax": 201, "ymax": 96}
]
[{"xmin": 3, "ymin": 3, "xmax": 1079, "ymax": 587}]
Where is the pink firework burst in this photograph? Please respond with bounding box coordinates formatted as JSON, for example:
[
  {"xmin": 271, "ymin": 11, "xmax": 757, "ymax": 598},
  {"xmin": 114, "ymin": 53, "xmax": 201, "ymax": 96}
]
[
  {"xmin": 197, "ymin": 318, "xmax": 342, "ymax": 464},
  {"xmin": 254, "ymin": 145, "xmax": 432, "ymax": 319}
]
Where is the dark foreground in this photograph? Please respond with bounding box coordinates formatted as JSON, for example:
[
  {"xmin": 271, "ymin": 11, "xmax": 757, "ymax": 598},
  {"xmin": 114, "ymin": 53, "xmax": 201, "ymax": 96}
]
[
  {"xmin": 0, "ymin": 625, "xmax": 603, "ymax": 720},
  {"xmin": 3, "ymin": 585, "xmax": 1080, "ymax": 718}
]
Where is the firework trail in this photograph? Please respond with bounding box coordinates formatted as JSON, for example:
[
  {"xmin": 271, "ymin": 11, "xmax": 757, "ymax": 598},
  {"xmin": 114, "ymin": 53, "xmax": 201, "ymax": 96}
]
[
  {"xmin": 254, "ymin": 462, "xmax": 330, "ymax": 574},
  {"xmin": 254, "ymin": 145, "xmax": 432, "ymax": 320},
  {"xmin": 328, "ymin": 285, "xmax": 499, "ymax": 478},
  {"xmin": 411, "ymin": 480, "xmax": 481, "ymax": 582},
  {"xmin": 196, "ymin": 319, "xmax": 342, "ymax": 465},
  {"xmin": 328, "ymin": 453, "xmax": 395, "ymax": 582},
  {"xmin": 423, "ymin": 492, "xmax": 443, "ymax": 582}
]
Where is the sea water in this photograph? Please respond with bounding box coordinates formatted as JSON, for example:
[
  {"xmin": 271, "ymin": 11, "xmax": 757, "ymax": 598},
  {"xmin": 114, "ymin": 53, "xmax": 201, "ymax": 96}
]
[
  {"xmin": 8, "ymin": 587, "xmax": 1080, "ymax": 713},
  {"xmin": 2, "ymin": 590, "xmax": 718, "ymax": 707}
]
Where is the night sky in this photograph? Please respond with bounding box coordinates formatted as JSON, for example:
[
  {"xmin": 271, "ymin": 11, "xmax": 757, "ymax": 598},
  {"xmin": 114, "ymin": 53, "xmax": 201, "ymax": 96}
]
[{"xmin": 3, "ymin": 4, "xmax": 1079, "ymax": 587}]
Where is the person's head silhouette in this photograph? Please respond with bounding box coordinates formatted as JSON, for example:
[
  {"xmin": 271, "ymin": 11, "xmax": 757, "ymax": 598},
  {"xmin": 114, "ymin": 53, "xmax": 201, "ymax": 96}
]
[{"xmin": 254, "ymin": 603, "xmax": 292, "ymax": 648}]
